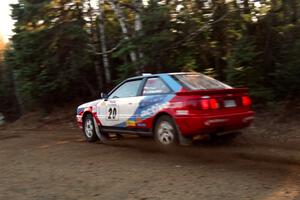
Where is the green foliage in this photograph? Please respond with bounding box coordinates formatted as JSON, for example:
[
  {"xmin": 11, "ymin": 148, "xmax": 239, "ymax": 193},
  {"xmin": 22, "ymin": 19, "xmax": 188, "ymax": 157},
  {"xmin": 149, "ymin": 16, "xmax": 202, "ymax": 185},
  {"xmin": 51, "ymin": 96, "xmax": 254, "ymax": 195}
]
[
  {"xmin": 0, "ymin": 57, "xmax": 20, "ymax": 120},
  {"xmin": 6, "ymin": 0, "xmax": 96, "ymax": 109},
  {"xmin": 227, "ymin": 37, "xmax": 259, "ymax": 87},
  {"xmin": 274, "ymin": 35, "xmax": 300, "ymax": 98},
  {"xmin": 1, "ymin": 0, "xmax": 300, "ymax": 116}
]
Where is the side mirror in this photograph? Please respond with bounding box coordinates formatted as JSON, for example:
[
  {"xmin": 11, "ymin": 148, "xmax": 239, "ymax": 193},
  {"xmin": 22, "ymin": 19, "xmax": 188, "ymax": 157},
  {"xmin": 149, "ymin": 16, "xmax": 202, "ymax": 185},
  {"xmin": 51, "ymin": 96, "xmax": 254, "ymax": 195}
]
[{"xmin": 101, "ymin": 92, "xmax": 108, "ymax": 100}]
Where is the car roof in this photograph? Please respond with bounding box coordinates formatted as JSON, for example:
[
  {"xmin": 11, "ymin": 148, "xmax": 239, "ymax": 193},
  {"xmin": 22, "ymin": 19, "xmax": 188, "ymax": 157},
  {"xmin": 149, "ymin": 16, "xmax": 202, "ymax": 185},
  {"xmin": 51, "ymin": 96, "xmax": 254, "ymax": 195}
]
[{"xmin": 126, "ymin": 72, "xmax": 199, "ymax": 80}]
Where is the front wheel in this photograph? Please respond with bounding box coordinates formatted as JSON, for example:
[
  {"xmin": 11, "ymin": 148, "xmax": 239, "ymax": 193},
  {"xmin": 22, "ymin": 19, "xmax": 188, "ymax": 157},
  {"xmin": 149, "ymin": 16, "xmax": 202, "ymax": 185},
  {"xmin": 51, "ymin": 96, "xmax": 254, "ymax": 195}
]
[
  {"xmin": 154, "ymin": 116, "xmax": 178, "ymax": 146},
  {"xmin": 83, "ymin": 114, "xmax": 98, "ymax": 143}
]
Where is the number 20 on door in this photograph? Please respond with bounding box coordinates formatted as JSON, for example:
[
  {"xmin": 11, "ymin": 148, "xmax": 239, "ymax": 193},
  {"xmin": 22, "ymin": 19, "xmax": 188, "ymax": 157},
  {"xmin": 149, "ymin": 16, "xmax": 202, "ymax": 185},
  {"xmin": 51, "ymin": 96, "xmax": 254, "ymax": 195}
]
[{"xmin": 106, "ymin": 105, "xmax": 118, "ymax": 120}]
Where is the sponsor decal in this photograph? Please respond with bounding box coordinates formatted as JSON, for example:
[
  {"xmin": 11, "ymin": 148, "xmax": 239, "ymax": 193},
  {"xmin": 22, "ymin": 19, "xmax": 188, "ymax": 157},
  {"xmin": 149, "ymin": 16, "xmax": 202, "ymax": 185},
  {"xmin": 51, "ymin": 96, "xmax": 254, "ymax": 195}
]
[
  {"xmin": 176, "ymin": 110, "xmax": 189, "ymax": 115},
  {"xmin": 137, "ymin": 123, "xmax": 147, "ymax": 127},
  {"xmin": 77, "ymin": 107, "xmax": 84, "ymax": 115},
  {"xmin": 140, "ymin": 102, "xmax": 169, "ymax": 119},
  {"xmin": 136, "ymin": 116, "xmax": 143, "ymax": 124},
  {"xmin": 168, "ymin": 102, "xmax": 184, "ymax": 108},
  {"xmin": 204, "ymin": 119, "xmax": 227, "ymax": 126},
  {"xmin": 140, "ymin": 96, "xmax": 165, "ymax": 107},
  {"xmin": 126, "ymin": 120, "xmax": 136, "ymax": 127}
]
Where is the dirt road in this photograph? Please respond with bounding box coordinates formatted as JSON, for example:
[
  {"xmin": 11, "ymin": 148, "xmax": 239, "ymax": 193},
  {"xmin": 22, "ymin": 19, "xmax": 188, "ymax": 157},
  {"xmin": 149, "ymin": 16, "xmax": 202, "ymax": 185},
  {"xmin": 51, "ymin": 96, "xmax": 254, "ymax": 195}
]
[{"xmin": 0, "ymin": 128, "xmax": 300, "ymax": 200}]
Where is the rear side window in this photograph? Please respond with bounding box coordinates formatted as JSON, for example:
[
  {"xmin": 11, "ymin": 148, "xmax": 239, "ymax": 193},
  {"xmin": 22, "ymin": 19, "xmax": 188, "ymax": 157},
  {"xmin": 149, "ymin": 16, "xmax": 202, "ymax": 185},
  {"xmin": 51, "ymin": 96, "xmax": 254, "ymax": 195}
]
[
  {"xmin": 142, "ymin": 78, "xmax": 170, "ymax": 95},
  {"xmin": 172, "ymin": 73, "xmax": 231, "ymax": 90},
  {"xmin": 108, "ymin": 79, "xmax": 142, "ymax": 99}
]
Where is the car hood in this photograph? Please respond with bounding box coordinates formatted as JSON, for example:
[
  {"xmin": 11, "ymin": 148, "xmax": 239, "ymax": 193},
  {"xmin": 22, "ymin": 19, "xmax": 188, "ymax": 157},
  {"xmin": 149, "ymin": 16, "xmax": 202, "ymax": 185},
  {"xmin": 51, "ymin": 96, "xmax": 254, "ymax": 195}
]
[{"xmin": 78, "ymin": 99, "xmax": 103, "ymax": 109}]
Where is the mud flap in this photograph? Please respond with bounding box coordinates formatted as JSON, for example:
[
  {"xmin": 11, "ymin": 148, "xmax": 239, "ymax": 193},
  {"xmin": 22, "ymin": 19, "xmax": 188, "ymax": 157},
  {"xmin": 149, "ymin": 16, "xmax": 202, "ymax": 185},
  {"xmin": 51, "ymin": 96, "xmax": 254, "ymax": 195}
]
[
  {"xmin": 178, "ymin": 133, "xmax": 193, "ymax": 146},
  {"xmin": 173, "ymin": 120, "xmax": 192, "ymax": 146},
  {"xmin": 93, "ymin": 117, "xmax": 109, "ymax": 143}
]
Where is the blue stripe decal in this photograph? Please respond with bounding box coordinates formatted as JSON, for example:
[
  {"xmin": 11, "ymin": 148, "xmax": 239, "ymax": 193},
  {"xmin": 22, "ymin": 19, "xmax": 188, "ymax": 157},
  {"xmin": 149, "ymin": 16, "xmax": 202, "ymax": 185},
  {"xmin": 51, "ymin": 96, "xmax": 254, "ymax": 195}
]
[
  {"xmin": 160, "ymin": 74, "xmax": 182, "ymax": 92},
  {"xmin": 114, "ymin": 94, "xmax": 175, "ymax": 128}
]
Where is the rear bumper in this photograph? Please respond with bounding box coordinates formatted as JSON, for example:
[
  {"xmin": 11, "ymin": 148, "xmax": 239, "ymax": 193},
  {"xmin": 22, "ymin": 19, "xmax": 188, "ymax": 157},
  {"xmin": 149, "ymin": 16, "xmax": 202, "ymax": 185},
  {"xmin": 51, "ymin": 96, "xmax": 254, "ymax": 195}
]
[{"xmin": 174, "ymin": 111, "xmax": 254, "ymax": 136}]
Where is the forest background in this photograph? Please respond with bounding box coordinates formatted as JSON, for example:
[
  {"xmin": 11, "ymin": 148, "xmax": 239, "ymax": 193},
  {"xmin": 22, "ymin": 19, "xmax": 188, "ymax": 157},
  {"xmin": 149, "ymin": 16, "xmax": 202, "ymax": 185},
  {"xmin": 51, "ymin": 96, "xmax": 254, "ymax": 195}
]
[{"xmin": 0, "ymin": 0, "xmax": 299, "ymax": 120}]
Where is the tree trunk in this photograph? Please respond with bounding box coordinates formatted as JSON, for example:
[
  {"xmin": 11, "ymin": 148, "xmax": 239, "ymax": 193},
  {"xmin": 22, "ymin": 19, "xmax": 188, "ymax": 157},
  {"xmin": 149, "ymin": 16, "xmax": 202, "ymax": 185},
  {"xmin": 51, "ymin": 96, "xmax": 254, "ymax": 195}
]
[
  {"xmin": 133, "ymin": 0, "xmax": 144, "ymax": 73},
  {"xmin": 12, "ymin": 70, "xmax": 25, "ymax": 115},
  {"xmin": 98, "ymin": 0, "xmax": 111, "ymax": 83},
  {"xmin": 290, "ymin": 0, "xmax": 298, "ymax": 24},
  {"xmin": 94, "ymin": 59, "xmax": 104, "ymax": 91},
  {"xmin": 86, "ymin": 0, "xmax": 104, "ymax": 90},
  {"xmin": 107, "ymin": 0, "xmax": 139, "ymax": 73},
  {"xmin": 212, "ymin": 0, "xmax": 227, "ymax": 81},
  {"xmin": 243, "ymin": 0, "xmax": 250, "ymax": 15}
]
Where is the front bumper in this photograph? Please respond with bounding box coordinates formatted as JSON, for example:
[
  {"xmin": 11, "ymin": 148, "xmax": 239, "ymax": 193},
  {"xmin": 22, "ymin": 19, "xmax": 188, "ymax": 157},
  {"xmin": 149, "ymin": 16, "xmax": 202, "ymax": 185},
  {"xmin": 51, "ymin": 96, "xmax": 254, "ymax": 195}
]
[
  {"xmin": 174, "ymin": 111, "xmax": 254, "ymax": 136},
  {"xmin": 76, "ymin": 115, "xmax": 83, "ymax": 129}
]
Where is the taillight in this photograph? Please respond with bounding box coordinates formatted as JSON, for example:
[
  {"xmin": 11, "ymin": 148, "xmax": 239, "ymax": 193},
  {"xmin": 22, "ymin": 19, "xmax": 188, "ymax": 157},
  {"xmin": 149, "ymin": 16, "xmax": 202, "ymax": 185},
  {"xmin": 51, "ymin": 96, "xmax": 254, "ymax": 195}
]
[
  {"xmin": 209, "ymin": 99, "xmax": 219, "ymax": 109},
  {"xmin": 187, "ymin": 98, "xmax": 219, "ymax": 110},
  {"xmin": 200, "ymin": 99, "xmax": 210, "ymax": 110},
  {"xmin": 242, "ymin": 96, "xmax": 251, "ymax": 106},
  {"xmin": 200, "ymin": 99, "xmax": 219, "ymax": 110}
]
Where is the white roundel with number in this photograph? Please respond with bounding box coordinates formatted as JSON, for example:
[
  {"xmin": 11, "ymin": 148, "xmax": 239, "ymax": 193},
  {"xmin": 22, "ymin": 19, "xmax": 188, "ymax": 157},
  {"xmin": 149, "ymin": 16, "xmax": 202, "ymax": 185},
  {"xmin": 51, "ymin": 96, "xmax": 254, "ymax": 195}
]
[{"xmin": 96, "ymin": 96, "xmax": 144, "ymax": 127}]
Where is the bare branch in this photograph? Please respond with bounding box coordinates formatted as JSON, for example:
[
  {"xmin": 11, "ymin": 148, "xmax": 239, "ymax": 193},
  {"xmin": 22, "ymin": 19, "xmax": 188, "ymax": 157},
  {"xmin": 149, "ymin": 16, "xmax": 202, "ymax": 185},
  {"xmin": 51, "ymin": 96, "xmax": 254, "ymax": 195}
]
[
  {"xmin": 184, "ymin": 11, "xmax": 229, "ymax": 43},
  {"xmin": 119, "ymin": 3, "xmax": 139, "ymax": 12},
  {"xmin": 165, "ymin": 11, "xmax": 229, "ymax": 51},
  {"xmin": 88, "ymin": 40, "xmax": 123, "ymax": 55}
]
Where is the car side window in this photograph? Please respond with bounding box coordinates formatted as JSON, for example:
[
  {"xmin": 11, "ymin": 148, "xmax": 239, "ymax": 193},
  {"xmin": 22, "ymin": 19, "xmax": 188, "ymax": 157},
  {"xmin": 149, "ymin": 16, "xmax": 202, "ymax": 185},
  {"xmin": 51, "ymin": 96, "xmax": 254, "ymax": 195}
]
[
  {"xmin": 142, "ymin": 78, "xmax": 170, "ymax": 95},
  {"xmin": 108, "ymin": 80, "xmax": 142, "ymax": 99}
]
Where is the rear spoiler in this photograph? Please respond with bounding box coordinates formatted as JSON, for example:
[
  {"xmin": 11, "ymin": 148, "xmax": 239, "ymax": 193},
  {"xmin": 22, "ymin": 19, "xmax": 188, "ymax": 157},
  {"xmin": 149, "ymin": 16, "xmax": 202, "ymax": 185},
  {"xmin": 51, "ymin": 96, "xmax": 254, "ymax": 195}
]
[{"xmin": 176, "ymin": 88, "xmax": 249, "ymax": 96}]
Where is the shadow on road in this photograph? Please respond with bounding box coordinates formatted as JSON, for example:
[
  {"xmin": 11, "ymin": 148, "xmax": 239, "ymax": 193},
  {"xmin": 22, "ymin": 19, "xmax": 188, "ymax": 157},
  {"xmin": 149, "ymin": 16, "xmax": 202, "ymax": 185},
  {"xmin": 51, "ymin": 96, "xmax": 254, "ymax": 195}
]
[{"xmin": 95, "ymin": 135, "xmax": 300, "ymax": 167}]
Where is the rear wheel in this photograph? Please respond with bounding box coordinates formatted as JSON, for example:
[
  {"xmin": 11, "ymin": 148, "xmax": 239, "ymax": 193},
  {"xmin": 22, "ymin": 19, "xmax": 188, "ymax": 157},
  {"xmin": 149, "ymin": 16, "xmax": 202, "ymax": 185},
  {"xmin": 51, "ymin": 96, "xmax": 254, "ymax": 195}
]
[
  {"xmin": 83, "ymin": 114, "xmax": 98, "ymax": 143},
  {"xmin": 154, "ymin": 116, "xmax": 178, "ymax": 146}
]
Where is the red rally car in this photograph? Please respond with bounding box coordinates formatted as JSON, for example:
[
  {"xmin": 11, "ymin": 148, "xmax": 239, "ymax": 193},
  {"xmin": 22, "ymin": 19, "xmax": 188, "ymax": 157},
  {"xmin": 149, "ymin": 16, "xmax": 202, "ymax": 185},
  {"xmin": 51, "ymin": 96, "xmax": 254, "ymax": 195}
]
[{"xmin": 76, "ymin": 72, "xmax": 254, "ymax": 145}]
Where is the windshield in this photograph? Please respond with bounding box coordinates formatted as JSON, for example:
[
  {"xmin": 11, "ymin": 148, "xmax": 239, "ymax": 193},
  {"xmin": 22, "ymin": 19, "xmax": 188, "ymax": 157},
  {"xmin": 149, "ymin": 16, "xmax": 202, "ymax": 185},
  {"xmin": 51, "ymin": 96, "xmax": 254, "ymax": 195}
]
[{"xmin": 172, "ymin": 73, "xmax": 232, "ymax": 90}]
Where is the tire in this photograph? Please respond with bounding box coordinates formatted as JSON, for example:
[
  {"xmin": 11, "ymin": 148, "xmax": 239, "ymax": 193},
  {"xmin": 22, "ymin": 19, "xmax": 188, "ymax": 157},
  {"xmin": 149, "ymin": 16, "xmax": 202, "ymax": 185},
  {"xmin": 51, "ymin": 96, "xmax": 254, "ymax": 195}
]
[
  {"xmin": 154, "ymin": 115, "xmax": 178, "ymax": 145},
  {"xmin": 83, "ymin": 114, "xmax": 98, "ymax": 143}
]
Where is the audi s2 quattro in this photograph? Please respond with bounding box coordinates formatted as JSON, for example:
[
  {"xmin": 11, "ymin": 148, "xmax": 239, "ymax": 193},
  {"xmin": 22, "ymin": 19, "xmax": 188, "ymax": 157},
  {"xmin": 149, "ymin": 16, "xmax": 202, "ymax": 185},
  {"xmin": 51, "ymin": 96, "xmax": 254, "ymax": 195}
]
[{"xmin": 76, "ymin": 72, "xmax": 254, "ymax": 145}]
